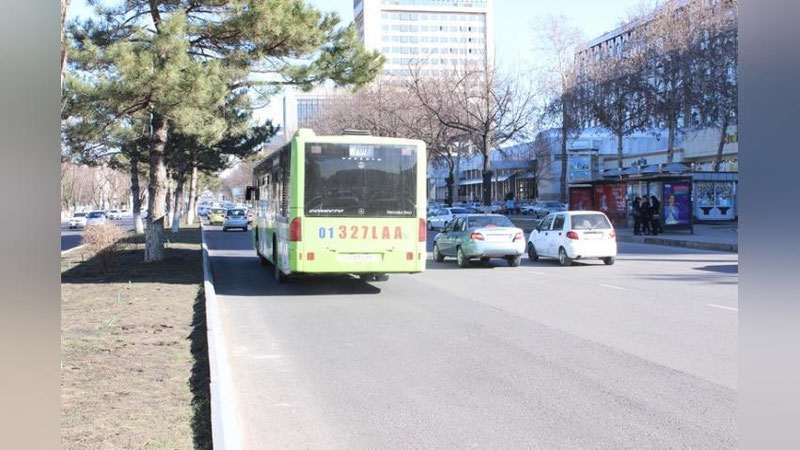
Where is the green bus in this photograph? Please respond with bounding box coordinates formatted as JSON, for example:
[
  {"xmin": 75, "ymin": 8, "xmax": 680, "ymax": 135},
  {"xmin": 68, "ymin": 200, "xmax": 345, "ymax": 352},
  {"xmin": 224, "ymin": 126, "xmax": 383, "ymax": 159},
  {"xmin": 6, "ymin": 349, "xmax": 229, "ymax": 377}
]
[{"xmin": 246, "ymin": 129, "xmax": 427, "ymax": 282}]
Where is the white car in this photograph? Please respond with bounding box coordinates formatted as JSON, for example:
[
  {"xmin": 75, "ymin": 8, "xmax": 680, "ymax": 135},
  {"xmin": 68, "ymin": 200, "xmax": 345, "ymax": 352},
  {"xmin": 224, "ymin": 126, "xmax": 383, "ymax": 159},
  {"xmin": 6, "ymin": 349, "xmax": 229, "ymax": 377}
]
[
  {"xmin": 222, "ymin": 208, "xmax": 248, "ymax": 231},
  {"xmin": 427, "ymin": 206, "xmax": 470, "ymax": 230},
  {"xmin": 86, "ymin": 211, "xmax": 108, "ymax": 227},
  {"xmin": 107, "ymin": 209, "xmax": 121, "ymax": 220},
  {"xmin": 68, "ymin": 212, "xmax": 87, "ymax": 229},
  {"xmin": 526, "ymin": 211, "xmax": 617, "ymax": 266}
]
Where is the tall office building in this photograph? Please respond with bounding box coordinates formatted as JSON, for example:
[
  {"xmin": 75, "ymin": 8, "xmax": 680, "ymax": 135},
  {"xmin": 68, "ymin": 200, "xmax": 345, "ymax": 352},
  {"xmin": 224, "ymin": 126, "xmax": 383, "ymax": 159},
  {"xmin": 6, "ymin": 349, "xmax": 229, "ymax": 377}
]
[{"xmin": 354, "ymin": 0, "xmax": 494, "ymax": 77}]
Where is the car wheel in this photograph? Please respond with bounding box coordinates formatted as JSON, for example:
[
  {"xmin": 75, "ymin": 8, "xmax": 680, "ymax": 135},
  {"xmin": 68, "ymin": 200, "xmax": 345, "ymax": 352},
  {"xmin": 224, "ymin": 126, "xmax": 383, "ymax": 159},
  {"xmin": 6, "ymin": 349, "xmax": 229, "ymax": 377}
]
[
  {"xmin": 480, "ymin": 257, "xmax": 491, "ymax": 265},
  {"xmin": 602, "ymin": 256, "xmax": 616, "ymax": 266},
  {"xmin": 373, "ymin": 274, "xmax": 389, "ymax": 282},
  {"xmin": 433, "ymin": 243, "xmax": 445, "ymax": 262},
  {"xmin": 558, "ymin": 247, "xmax": 573, "ymax": 266},
  {"xmin": 456, "ymin": 247, "xmax": 470, "ymax": 268},
  {"xmin": 222, "ymin": 227, "xmax": 227, "ymax": 232},
  {"xmin": 506, "ymin": 255, "xmax": 522, "ymax": 267},
  {"xmin": 527, "ymin": 243, "xmax": 539, "ymax": 261}
]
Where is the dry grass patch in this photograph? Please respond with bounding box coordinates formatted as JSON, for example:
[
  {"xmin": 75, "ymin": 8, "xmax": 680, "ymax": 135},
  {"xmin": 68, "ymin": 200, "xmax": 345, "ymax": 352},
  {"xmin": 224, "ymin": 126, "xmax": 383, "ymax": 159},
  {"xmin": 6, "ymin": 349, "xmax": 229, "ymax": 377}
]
[{"xmin": 61, "ymin": 225, "xmax": 211, "ymax": 449}]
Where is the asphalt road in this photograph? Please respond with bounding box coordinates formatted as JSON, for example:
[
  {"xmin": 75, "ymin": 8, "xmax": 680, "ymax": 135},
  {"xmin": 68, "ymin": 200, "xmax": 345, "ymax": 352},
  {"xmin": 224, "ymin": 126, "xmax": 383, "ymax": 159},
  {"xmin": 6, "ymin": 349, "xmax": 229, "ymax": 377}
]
[
  {"xmin": 60, "ymin": 218, "xmax": 136, "ymax": 251},
  {"xmin": 204, "ymin": 225, "xmax": 738, "ymax": 449}
]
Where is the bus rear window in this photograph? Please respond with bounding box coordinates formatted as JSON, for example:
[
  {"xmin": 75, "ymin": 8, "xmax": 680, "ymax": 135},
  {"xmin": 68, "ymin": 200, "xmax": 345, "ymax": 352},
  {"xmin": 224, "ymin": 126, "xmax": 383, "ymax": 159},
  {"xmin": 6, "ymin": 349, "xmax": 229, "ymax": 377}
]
[{"xmin": 305, "ymin": 143, "xmax": 417, "ymax": 217}]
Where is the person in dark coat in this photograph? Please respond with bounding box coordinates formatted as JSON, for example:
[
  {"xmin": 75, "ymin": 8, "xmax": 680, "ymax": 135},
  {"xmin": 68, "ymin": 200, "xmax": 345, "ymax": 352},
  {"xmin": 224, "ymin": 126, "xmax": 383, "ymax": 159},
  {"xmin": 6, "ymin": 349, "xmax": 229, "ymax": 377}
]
[
  {"xmin": 631, "ymin": 196, "xmax": 642, "ymax": 235},
  {"xmin": 641, "ymin": 197, "xmax": 652, "ymax": 235},
  {"xmin": 650, "ymin": 195, "xmax": 662, "ymax": 235}
]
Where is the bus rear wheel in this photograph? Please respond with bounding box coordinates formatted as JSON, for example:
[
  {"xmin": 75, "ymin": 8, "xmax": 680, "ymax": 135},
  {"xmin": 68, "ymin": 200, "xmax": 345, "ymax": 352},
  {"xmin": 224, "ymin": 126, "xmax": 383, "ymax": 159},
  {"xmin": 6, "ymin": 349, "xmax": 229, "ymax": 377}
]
[{"xmin": 258, "ymin": 253, "xmax": 268, "ymax": 266}]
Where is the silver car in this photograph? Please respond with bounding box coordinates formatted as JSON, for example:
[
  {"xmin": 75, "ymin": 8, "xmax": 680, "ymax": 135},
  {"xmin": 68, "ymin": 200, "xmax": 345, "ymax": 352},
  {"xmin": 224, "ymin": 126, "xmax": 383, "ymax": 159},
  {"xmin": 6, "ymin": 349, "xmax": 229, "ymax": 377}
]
[
  {"xmin": 222, "ymin": 208, "xmax": 248, "ymax": 231},
  {"xmin": 433, "ymin": 214, "xmax": 526, "ymax": 268}
]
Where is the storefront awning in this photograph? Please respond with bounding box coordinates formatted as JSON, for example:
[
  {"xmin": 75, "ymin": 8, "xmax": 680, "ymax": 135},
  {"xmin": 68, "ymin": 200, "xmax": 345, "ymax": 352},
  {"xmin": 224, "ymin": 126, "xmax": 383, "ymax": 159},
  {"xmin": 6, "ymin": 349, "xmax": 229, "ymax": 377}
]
[
  {"xmin": 602, "ymin": 168, "xmax": 622, "ymax": 177},
  {"xmin": 663, "ymin": 163, "xmax": 691, "ymax": 173},
  {"xmin": 640, "ymin": 164, "xmax": 661, "ymax": 174},
  {"xmin": 458, "ymin": 178, "xmax": 483, "ymax": 185}
]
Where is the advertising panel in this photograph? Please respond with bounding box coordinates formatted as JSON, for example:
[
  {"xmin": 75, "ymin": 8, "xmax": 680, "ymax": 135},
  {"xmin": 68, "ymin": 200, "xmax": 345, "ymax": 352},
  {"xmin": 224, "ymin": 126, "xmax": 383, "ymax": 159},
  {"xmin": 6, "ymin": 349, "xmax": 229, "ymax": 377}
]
[
  {"xmin": 663, "ymin": 182, "xmax": 691, "ymax": 225},
  {"xmin": 569, "ymin": 187, "xmax": 593, "ymax": 211},
  {"xmin": 593, "ymin": 183, "xmax": 627, "ymax": 227}
]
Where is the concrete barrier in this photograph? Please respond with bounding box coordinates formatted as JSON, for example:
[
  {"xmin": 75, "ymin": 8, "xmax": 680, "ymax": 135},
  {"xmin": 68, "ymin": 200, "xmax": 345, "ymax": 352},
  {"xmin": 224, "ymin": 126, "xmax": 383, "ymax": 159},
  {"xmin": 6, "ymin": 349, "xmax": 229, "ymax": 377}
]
[{"xmin": 201, "ymin": 225, "xmax": 244, "ymax": 449}]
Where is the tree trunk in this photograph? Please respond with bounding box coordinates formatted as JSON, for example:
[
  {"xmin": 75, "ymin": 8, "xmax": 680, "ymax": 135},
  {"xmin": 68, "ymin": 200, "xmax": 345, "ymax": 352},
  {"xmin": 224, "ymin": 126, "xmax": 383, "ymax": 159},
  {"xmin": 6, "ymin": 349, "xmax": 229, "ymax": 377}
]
[
  {"xmin": 129, "ymin": 149, "xmax": 144, "ymax": 233},
  {"xmin": 714, "ymin": 113, "xmax": 730, "ymax": 172},
  {"xmin": 60, "ymin": 0, "xmax": 70, "ymax": 88},
  {"xmin": 171, "ymin": 171, "xmax": 185, "ymax": 233},
  {"xmin": 559, "ymin": 125, "xmax": 568, "ymax": 203},
  {"xmin": 186, "ymin": 164, "xmax": 198, "ymax": 225},
  {"xmin": 616, "ymin": 134, "xmax": 624, "ymax": 169},
  {"xmin": 481, "ymin": 135, "xmax": 492, "ymax": 207},
  {"xmin": 667, "ymin": 116, "xmax": 676, "ymax": 164},
  {"xmin": 145, "ymin": 112, "xmax": 168, "ymax": 262},
  {"xmin": 164, "ymin": 169, "xmax": 173, "ymax": 229}
]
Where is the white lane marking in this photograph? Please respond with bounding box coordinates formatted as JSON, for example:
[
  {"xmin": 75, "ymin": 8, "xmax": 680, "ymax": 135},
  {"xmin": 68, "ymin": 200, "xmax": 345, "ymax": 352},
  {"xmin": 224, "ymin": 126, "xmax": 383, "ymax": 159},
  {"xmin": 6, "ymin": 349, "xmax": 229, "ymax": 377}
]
[
  {"xmin": 600, "ymin": 283, "xmax": 626, "ymax": 290},
  {"xmin": 707, "ymin": 304, "xmax": 738, "ymax": 312}
]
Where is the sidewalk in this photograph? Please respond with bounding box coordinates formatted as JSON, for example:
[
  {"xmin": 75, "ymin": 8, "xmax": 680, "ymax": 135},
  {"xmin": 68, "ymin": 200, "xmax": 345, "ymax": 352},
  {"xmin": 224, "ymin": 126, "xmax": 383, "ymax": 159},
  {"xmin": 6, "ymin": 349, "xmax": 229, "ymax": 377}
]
[{"xmin": 615, "ymin": 223, "xmax": 738, "ymax": 253}]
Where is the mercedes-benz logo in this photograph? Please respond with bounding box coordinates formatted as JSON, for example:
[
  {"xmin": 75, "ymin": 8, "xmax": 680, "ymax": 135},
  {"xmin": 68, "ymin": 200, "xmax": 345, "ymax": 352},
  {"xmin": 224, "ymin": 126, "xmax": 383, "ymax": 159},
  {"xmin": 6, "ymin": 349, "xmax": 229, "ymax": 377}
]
[{"xmin": 357, "ymin": 161, "xmax": 365, "ymax": 169}]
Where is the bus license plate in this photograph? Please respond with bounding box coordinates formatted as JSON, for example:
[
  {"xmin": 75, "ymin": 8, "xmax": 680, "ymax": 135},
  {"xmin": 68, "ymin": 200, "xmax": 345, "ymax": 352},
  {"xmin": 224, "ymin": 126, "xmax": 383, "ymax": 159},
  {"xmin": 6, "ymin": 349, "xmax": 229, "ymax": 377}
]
[{"xmin": 338, "ymin": 253, "xmax": 382, "ymax": 263}]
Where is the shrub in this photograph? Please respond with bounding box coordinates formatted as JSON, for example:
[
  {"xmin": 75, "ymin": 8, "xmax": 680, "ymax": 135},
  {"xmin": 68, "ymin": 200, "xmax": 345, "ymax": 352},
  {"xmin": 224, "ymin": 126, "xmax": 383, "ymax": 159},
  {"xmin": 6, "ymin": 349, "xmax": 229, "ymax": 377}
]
[{"xmin": 82, "ymin": 223, "xmax": 125, "ymax": 272}]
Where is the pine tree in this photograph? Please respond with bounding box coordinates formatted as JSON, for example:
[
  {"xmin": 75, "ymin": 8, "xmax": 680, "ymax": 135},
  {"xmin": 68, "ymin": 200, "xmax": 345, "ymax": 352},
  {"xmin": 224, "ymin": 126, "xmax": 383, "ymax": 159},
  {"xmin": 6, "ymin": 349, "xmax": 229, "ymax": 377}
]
[{"xmin": 64, "ymin": 0, "xmax": 384, "ymax": 261}]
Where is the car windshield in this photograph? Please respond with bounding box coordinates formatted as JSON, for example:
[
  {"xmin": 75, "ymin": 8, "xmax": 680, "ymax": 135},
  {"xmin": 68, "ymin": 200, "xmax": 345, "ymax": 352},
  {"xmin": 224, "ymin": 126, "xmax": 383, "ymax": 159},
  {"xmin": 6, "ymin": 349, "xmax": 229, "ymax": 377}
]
[
  {"xmin": 305, "ymin": 142, "xmax": 417, "ymax": 217},
  {"xmin": 571, "ymin": 214, "xmax": 612, "ymax": 230},
  {"xmin": 212, "ymin": 209, "xmax": 225, "ymax": 214},
  {"xmin": 227, "ymin": 209, "xmax": 245, "ymax": 217},
  {"xmin": 449, "ymin": 208, "xmax": 468, "ymax": 214},
  {"xmin": 88, "ymin": 212, "xmax": 105, "ymax": 218},
  {"xmin": 468, "ymin": 215, "xmax": 514, "ymax": 228}
]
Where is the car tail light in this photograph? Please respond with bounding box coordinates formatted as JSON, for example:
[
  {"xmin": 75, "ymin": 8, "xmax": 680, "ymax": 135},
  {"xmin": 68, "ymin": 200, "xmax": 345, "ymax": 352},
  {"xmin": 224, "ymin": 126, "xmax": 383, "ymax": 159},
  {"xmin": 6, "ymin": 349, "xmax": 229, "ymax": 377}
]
[
  {"xmin": 566, "ymin": 231, "xmax": 579, "ymax": 240},
  {"xmin": 513, "ymin": 232, "xmax": 523, "ymax": 241},
  {"xmin": 289, "ymin": 217, "xmax": 302, "ymax": 241},
  {"xmin": 419, "ymin": 218, "xmax": 426, "ymax": 242},
  {"xmin": 608, "ymin": 230, "xmax": 616, "ymax": 239},
  {"xmin": 470, "ymin": 232, "xmax": 485, "ymax": 240}
]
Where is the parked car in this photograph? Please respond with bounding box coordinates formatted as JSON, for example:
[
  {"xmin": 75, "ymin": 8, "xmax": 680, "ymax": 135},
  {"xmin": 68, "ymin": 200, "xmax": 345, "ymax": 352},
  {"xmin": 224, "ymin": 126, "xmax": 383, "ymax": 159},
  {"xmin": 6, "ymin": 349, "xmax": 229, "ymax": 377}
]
[
  {"xmin": 107, "ymin": 209, "xmax": 121, "ymax": 220},
  {"xmin": 197, "ymin": 205, "xmax": 211, "ymax": 217},
  {"xmin": 86, "ymin": 211, "xmax": 108, "ymax": 227},
  {"xmin": 526, "ymin": 211, "xmax": 617, "ymax": 266},
  {"xmin": 433, "ymin": 214, "xmax": 525, "ymax": 268},
  {"xmin": 208, "ymin": 208, "xmax": 226, "ymax": 225},
  {"xmin": 222, "ymin": 208, "xmax": 248, "ymax": 231},
  {"xmin": 68, "ymin": 212, "xmax": 87, "ymax": 229},
  {"xmin": 532, "ymin": 201, "xmax": 567, "ymax": 218},
  {"xmin": 427, "ymin": 207, "xmax": 470, "ymax": 230}
]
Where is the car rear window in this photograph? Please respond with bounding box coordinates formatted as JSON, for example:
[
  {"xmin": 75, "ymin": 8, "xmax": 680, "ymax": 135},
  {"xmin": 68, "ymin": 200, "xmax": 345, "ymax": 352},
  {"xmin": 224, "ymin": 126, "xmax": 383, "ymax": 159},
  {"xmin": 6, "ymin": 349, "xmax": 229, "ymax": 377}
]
[
  {"xmin": 88, "ymin": 212, "xmax": 105, "ymax": 218},
  {"xmin": 450, "ymin": 208, "xmax": 467, "ymax": 214},
  {"xmin": 227, "ymin": 209, "xmax": 245, "ymax": 217},
  {"xmin": 571, "ymin": 214, "xmax": 612, "ymax": 230},
  {"xmin": 468, "ymin": 215, "xmax": 514, "ymax": 228}
]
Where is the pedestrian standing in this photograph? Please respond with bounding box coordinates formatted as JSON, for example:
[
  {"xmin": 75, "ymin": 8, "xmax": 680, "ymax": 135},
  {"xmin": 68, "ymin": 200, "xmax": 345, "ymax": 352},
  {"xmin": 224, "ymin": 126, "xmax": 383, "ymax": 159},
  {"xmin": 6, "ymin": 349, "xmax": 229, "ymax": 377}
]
[
  {"xmin": 641, "ymin": 197, "xmax": 652, "ymax": 235},
  {"xmin": 650, "ymin": 195, "xmax": 662, "ymax": 235},
  {"xmin": 631, "ymin": 197, "xmax": 642, "ymax": 235}
]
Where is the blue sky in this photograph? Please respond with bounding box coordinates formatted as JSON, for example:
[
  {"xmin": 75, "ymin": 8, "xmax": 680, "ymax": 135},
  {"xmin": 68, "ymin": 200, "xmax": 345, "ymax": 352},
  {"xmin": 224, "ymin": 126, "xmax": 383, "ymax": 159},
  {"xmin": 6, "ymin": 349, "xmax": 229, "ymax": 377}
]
[
  {"xmin": 68, "ymin": 0, "xmax": 647, "ymax": 65},
  {"xmin": 67, "ymin": 0, "xmax": 647, "ymax": 127}
]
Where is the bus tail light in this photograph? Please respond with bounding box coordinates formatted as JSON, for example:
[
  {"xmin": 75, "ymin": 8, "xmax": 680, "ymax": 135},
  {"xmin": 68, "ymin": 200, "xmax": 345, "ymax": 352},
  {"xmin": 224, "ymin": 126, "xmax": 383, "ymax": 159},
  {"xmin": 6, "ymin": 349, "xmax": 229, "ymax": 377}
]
[
  {"xmin": 470, "ymin": 232, "xmax": 485, "ymax": 241},
  {"xmin": 290, "ymin": 217, "xmax": 302, "ymax": 241},
  {"xmin": 307, "ymin": 252, "xmax": 314, "ymax": 261},
  {"xmin": 419, "ymin": 218, "xmax": 426, "ymax": 242},
  {"xmin": 566, "ymin": 231, "xmax": 579, "ymax": 240},
  {"xmin": 406, "ymin": 252, "xmax": 414, "ymax": 260}
]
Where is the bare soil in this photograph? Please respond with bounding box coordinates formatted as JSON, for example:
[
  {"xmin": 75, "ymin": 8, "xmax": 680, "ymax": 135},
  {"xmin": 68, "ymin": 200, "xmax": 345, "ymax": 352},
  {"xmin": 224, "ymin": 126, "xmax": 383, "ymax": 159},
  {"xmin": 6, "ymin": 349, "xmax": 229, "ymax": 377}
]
[{"xmin": 61, "ymin": 225, "xmax": 211, "ymax": 449}]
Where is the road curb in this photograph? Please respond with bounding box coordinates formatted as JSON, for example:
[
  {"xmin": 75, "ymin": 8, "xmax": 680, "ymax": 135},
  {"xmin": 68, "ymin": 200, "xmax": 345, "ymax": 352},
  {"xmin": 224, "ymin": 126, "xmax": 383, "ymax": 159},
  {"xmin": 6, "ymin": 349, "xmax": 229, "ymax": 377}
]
[
  {"xmin": 616, "ymin": 234, "xmax": 738, "ymax": 253},
  {"xmin": 61, "ymin": 244, "xmax": 85, "ymax": 256},
  {"xmin": 201, "ymin": 224, "xmax": 244, "ymax": 449}
]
